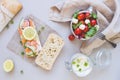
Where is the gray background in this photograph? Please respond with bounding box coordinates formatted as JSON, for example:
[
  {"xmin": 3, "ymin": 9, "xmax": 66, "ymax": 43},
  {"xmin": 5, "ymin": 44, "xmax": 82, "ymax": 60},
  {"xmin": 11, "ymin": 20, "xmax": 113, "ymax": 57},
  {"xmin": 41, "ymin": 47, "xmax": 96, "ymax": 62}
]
[{"xmin": 0, "ymin": 0, "xmax": 120, "ymax": 80}]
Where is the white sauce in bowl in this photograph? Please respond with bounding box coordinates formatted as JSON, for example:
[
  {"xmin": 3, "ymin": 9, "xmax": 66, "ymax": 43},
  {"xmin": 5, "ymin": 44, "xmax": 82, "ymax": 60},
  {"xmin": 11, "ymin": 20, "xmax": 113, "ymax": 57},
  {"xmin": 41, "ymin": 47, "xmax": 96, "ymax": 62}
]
[{"xmin": 71, "ymin": 54, "xmax": 92, "ymax": 77}]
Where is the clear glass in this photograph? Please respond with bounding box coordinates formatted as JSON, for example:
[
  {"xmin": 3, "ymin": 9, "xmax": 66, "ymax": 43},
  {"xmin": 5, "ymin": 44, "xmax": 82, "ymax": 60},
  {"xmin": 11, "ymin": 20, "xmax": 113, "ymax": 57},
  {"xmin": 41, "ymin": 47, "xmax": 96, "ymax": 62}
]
[{"xmin": 89, "ymin": 44, "xmax": 112, "ymax": 69}]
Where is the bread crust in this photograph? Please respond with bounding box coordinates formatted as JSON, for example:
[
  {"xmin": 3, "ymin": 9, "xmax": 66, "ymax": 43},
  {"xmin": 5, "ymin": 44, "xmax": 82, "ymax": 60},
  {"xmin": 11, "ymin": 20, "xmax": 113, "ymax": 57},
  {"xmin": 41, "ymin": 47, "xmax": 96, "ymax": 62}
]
[{"xmin": 0, "ymin": 0, "xmax": 22, "ymax": 15}]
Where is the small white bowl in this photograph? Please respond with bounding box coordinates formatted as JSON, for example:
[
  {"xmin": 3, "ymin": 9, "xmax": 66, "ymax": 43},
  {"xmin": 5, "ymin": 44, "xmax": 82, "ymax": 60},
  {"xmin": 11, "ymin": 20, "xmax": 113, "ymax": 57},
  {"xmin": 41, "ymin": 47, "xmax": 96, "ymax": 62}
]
[{"xmin": 65, "ymin": 53, "xmax": 93, "ymax": 77}]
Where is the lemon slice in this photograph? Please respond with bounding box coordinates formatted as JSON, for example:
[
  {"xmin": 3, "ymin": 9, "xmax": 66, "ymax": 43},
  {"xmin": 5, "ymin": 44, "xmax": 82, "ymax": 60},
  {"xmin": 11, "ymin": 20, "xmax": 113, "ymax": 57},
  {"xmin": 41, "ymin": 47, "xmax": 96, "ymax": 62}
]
[
  {"xmin": 23, "ymin": 27, "xmax": 36, "ymax": 40},
  {"xmin": 3, "ymin": 59, "xmax": 14, "ymax": 72}
]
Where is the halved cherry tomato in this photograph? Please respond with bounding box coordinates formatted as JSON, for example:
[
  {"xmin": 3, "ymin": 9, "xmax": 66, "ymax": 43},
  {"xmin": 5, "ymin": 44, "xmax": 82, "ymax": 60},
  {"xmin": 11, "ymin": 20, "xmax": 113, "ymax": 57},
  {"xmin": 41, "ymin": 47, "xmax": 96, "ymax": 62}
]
[
  {"xmin": 83, "ymin": 26, "xmax": 89, "ymax": 33},
  {"xmin": 85, "ymin": 12, "xmax": 90, "ymax": 18},
  {"xmin": 91, "ymin": 19, "xmax": 97, "ymax": 26},
  {"xmin": 77, "ymin": 13, "xmax": 85, "ymax": 20},
  {"xmin": 68, "ymin": 34, "xmax": 75, "ymax": 41},
  {"xmin": 74, "ymin": 28, "xmax": 82, "ymax": 35}
]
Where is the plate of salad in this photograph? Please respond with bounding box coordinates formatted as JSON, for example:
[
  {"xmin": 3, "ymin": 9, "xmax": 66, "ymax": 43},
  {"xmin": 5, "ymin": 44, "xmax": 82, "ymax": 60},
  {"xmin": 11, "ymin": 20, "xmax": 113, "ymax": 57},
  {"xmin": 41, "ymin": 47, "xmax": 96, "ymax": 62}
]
[{"xmin": 69, "ymin": 10, "xmax": 99, "ymax": 40}]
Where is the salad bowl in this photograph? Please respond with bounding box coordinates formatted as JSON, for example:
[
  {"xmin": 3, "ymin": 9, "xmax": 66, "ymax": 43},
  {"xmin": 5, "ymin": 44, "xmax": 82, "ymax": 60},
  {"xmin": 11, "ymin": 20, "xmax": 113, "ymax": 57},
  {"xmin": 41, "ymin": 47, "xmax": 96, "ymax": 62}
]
[{"xmin": 70, "ymin": 7, "xmax": 99, "ymax": 40}]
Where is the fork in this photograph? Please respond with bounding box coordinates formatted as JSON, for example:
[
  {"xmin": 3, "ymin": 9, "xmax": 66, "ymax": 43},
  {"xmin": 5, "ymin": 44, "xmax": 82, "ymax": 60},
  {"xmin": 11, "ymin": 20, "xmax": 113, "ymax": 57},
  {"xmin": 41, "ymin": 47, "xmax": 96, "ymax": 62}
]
[{"xmin": 98, "ymin": 33, "xmax": 117, "ymax": 48}]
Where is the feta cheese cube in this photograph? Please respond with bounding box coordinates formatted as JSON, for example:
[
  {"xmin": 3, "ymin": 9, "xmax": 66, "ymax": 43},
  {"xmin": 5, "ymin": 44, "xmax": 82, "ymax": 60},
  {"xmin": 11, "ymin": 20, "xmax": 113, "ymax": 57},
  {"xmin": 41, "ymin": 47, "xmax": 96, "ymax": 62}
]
[
  {"xmin": 72, "ymin": 18, "xmax": 78, "ymax": 24},
  {"xmin": 85, "ymin": 19, "xmax": 90, "ymax": 24},
  {"xmin": 79, "ymin": 24, "xmax": 86, "ymax": 30},
  {"xmin": 95, "ymin": 25, "xmax": 99, "ymax": 31}
]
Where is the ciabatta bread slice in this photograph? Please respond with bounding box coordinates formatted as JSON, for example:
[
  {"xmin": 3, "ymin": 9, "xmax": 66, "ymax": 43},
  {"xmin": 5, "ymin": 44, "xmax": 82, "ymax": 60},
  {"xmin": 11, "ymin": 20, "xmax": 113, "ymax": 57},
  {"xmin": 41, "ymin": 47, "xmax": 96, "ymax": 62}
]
[{"xmin": 35, "ymin": 33, "xmax": 64, "ymax": 70}]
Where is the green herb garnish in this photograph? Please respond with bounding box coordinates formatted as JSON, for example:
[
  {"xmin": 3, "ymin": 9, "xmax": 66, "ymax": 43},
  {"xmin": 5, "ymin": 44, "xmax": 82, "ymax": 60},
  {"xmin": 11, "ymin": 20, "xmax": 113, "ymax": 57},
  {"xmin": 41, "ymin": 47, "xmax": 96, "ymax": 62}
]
[
  {"xmin": 10, "ymin": 20, "xmax": 14, "ymax": 24},
  {"xmin": 21, "ymin": 52, "xmax": 25, "ymax": 56},
  {"xmin": 79, "ymin": 68, "xmax": 82, "ymax": 72},
  {"xmin": 72, "ymin": 61, "xmax": 76, "ymax": 64},
  {"xmin": 76, "ymin": 64, "xmax": 80, "ymax": 67},
  {"xmin": 38, "ymin": 30, "xmax": 41, "ymax": 34},
  {"xmin": 88, "ymin": 23, "xmax": 91, "ymax": 28},
  {"xmin": 33, "ymin": 52, "xmax": 37, "ymax": 56},
  {"xmin": 20, "ymin": 41, "xmax": 22, "ymax": 45},
  {"xmin": 38, "ymin": 26, "xmax": 45, "ymax": 34},
  {"xmin": 20, "ymin": 70, "xmax": 24, "ymax": 74},
  {"xmin": 24, "ymin": 45, "xmax": 27, "ymax": 49},
  {"xmin": 84, "ymin": 62, "xmax": 88, "ymax": 67},
  {"xmin": 41, "ymin": 26, "xmax": 45, "ymax": 30},
  {"xmin": 6, "ymin": 20, "xmax": 14, "ymax": 29}
]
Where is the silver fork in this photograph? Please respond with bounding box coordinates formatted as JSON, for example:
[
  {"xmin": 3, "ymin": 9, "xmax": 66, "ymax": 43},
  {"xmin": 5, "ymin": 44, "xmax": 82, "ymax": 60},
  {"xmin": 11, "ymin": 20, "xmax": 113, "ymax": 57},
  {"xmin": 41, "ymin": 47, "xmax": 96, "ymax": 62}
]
[{"xmin": 98, "ymin": 33, "xmax": 117, "ymax": 48}]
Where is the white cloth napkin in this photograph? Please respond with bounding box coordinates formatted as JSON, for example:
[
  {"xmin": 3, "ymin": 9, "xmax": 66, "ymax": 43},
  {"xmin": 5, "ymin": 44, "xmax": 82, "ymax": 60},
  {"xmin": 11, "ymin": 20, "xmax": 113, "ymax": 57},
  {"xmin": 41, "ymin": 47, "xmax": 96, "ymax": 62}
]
[{"xmin": 49, "ymin": 0, "xmax": 120, "ymax": 54}]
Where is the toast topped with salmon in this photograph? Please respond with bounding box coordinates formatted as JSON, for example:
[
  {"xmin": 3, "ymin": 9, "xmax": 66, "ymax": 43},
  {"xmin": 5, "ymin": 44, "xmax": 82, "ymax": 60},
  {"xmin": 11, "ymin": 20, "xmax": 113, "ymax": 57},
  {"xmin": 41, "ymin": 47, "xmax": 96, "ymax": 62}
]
[{"xmin": 18, "ymin": 18, "xmax": 41, "ymax": 57}]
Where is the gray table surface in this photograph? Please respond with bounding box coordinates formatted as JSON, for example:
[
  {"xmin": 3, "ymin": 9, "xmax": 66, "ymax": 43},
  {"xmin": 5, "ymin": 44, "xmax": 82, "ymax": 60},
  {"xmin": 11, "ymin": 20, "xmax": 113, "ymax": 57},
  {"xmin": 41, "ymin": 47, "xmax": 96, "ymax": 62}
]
[{"xmin": 0, "ymin": 0, "xmax": 120, "ymax": 80}]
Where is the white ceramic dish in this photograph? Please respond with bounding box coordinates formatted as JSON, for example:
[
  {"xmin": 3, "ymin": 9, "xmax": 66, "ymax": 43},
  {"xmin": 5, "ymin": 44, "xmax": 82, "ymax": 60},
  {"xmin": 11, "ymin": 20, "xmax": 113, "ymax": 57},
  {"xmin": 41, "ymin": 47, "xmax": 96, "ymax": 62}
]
[{"xmin": 65, "ymin": 53, "xmax": 93, "ymax": 77}]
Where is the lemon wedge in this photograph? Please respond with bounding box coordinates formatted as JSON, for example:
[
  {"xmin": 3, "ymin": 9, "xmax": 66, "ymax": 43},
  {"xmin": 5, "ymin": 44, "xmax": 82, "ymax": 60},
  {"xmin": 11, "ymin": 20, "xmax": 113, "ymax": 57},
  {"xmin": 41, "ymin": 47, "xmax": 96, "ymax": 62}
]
[
  {"xmin": 3, "ymin": 59, "xmax": 14, "ymax": 72},
  {"xmin": 23, "ymin": 27, "xmax": 36, "ymax": 40}
]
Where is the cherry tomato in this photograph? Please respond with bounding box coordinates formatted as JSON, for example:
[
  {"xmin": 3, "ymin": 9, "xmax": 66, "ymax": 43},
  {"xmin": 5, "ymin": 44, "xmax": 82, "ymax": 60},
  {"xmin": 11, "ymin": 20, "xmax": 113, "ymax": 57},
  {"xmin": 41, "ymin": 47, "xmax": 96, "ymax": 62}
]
[
  {"xmin": 77, "ymin": 13, "xmax": 85, "ymax": 20},
  {"xmin": 74, "ymin": 28, "xmax": 82, "ymax": 35},
  {"xmin": 68, "ymin": 34, "xmax": 75, "ymax": 41},
  {"xmin": 91, "ymin": 19, "xmax": 97, "ymax": 26},
  {"xmin": 85, "ymin": 12, "xmax": 90, "ymax": 18},
  {"xmin": 83, "ymin": 26, "xmax": 89, "ymax": 33}
]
